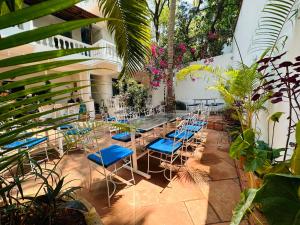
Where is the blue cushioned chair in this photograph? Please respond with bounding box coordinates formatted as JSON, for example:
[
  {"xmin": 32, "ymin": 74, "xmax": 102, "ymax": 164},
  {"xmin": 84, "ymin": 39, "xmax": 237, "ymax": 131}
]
[
  {"xmin": 183, "ymin": 124, "xmax": 202, "ymax": 133},
  {"xmin": 3, "ymin": 136, "xmax": 49, "ymax": 171},
  {"xmin": 85, "ymin": 131, "xmax": 135, "ymax": 207},
  {"xmin": 146, "ymin": 135, "xmax": 184, "ymax": 181},
  {"xmin": 166, "ymin": 130, "xmax": 194, "ymax": 141},
  {"xmin": 111, "ymin": 132, "xmax": 141, "ymax": 143}
]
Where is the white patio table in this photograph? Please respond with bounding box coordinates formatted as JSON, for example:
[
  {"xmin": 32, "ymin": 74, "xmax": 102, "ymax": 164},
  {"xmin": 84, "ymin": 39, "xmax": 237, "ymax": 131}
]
[{"xmin": 126, "ymin": 112, "xmax": 187, "ymax": 179}]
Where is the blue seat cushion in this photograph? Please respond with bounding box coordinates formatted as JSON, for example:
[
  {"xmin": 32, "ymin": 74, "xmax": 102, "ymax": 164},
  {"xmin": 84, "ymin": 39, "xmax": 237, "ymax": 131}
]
[
  {"xmin": 58, "ymin": 124, "xmax": 74, "ymax": 130},
  {"xmin": 66, "ymin": 127, "xmax": 91, "ymax": 135},
  {"xmin": 107, "ymin": 117, "xmax": 116, "ymax": 121},
  {"xmin": 184, "ymin": 125, "xmax": 202, "ymax": 132},
  {"xmin": 146, "ymin": 138, "xmax": 183, "ymax": 155},
  {"xmin": 4, "ymin": 137, "xmax": 48, "ymax": 149},
  {"xmin": 166, "ymin": 130, "xmax": 194, "ymax": 141},
  {"xmin": 117, "ymin": 119, "xmax": 129, "ymax": 124},
  {"xmin": 193, "ymin": 121, "xmax": 207, "ymax": 126},
  {"xmin": 87, "ymin": 144, "xmax": 133, "ymax": 168},
  {"xmin": 111, "ymin": 132, "xmax": 141, "ymax": 142}
]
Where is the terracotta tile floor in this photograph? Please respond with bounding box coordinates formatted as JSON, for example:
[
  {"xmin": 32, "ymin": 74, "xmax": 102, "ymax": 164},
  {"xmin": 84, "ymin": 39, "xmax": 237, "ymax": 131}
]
[{"xmin": 22, "ymin": 119, "xmax": 248, "ymax": 225}]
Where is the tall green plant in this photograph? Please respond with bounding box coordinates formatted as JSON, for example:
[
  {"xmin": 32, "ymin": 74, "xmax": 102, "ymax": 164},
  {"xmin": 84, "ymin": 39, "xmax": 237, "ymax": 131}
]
[
  {"xmin": 230, "ymin": 121, "xmax": 300, "ymax": 225},
  {"xmin": 250, "ymin": 0, "xmax": 300, "ymax": 55},
  {"xmin": 176, "ymin": 62, "xmax": 268, "ymax": 130},
  {"xmin": 98, "ymin": 0, "xmax": 151, "ymax": 78},
  {"xmin": 0, "ymin": 0, "xmax": 119, "ymax": 223}
]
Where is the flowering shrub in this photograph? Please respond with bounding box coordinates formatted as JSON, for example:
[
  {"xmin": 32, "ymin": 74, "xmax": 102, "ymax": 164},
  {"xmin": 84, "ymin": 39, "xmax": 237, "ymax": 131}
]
[{"xmin": 146, "ymin": 43, "xmax": 190, "ymax": 88}]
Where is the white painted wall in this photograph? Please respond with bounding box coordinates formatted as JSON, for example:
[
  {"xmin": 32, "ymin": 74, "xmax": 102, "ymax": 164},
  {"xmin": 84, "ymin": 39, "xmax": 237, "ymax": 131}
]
[
  {"xmin": 33, "ymin": 15, "xmax": 82, "ymax": 42},
  {"xmin": 232, "ymin": 0, "xmax": 300, "ymax": 156},
  {"xmin": 151, "ymin": 85, "xmax": 165, "ymax": 106},
  {"xmin": 175, "ymin": 53, "xmax": 233, "ymax": 105},
  {"xmin": 232, "ymin": 0, "xmax": 267, "ymax": 66}
]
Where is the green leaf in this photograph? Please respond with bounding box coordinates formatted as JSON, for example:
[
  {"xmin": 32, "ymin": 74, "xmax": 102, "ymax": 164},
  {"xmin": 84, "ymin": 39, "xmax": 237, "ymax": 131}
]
[
  {"xmin": 52, "ymin": 177, "xmax": 65, "ymax": 198},
  {"xmin": 244, "ymin": 148, "xmax": 268, "ymax": 172},
  {"xmin": 0, "ymin": 0, "xmax": 82, "ymax": 30},
  {"xmin": 0, "ymin": 85, "xmax": 85, "ymax": 114},
  {"xmin": 268, "ymin": 112, "xmax": 284, "ymax": 122},
  {"xmin": 0, "ymin": 59, "xmax": 89, "ymax": 80},
  {"xmin": 250, "ymin": 0, "xmax": 299, "ymax": 54},
  {"xmin": 0, "ymin": 81, "xmax": 76, "ymax": 102},
  {"xmin": 0, "ymin": 17, "xmax": 108, "ymax": 50},
  {"xmin": 230, "ymin": 189, "xmax": 258, "ymax": 225},
  {"xmin": 99, "ymin": 0, "xmax": 150, "ymax": 77},
  {"xmin": 0, "ymin": 48, "xmax": 100, "ymax": 68},
  {"xmin": 229, "ymin": 129, "xmax": 255, "ymax": 159},
  {"xmin": 291, "ymin": 122, "xmax": 300, "ymax": 175},
  {"xmin": 0, "ymin": 68, "xmax": 93, "ymax": 92},
  {"xmin": 254, "ymin": 174, "xmax": 300, "ymax": 225}
]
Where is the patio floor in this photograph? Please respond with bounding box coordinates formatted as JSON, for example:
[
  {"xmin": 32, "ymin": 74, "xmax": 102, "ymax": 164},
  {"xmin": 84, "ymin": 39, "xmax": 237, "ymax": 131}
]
[{"xmin": 22, "ymin": 116, "xmax": 248, "ymax": 225}]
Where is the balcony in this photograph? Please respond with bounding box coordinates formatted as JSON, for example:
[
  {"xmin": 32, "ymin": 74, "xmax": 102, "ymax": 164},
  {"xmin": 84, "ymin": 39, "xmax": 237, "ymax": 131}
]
[{"xmin": 0, "ymin": 21, "xmax": 122, "ymax": 67}]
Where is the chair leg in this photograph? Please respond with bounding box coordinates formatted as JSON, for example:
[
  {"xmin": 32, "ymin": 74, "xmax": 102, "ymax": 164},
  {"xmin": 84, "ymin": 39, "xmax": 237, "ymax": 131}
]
[
  {"xmin": 104, "ymin": 169, "xmax": 111, "ymax": 207},
  {"xmin": 45, "ymin": 146, "xmax": 49, "ymax": 161},
  {"xmin": 147, "ymin": 150, "xmax": 150, "ymax": 175},
  {"xmin": 130, "ymin": 156, "xmax": 135, "ymax": 185},
  {"xmin": 88, "ymin": 163, "xmax": 92, "ymax": 191},
  {"xmin": 170, "ymin": 154, "xmax": 174, "ymax": 181}
]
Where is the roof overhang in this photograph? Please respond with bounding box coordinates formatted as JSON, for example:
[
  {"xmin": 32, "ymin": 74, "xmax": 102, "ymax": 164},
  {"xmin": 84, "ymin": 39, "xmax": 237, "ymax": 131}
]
[{"xmin": 24, "ymin": 0, "xmax": 99, "ymax": 21}]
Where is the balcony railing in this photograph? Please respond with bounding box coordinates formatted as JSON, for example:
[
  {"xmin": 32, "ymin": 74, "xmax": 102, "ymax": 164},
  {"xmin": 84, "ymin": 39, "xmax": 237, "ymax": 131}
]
[
  {"xmin": 1, "ymin": 21, "xmax": 122, "ymax": 65},
  {"xmin": 36, "ymin": 35, "xmax": 93, "ymax": 57}
]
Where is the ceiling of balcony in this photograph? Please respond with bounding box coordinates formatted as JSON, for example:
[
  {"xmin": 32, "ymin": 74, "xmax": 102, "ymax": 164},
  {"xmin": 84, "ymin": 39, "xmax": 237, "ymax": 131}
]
[{"xmin": 24, "ymin": 0, "xmax": 99, "ymax": 21}]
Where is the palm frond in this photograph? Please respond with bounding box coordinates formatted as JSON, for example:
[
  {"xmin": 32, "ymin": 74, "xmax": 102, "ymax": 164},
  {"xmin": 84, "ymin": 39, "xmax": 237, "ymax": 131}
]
[
  {"xmin": 98, "ymin": 0, "xmax": 151, "ymax": 78},
  {"xmin": 0, "ymin": 0, "xmax": 105, "ymax": 175},
  {"xmin": 250, "ymin": 0, "xmax": 300, "ymax": 55}
]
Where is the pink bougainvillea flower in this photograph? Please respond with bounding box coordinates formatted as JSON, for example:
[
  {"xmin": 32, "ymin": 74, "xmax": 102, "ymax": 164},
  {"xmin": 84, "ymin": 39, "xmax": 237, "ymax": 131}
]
[
  {"xmin": 151, "ymin": 68, "xmax": 160, "ymax": 75},
  {"xmin": 158, "ymin": 47, "xmax": 165, "ymax": 55},
  {"xmin": 151, "ymin": 44, "xmax": 157, "ymax": 57},
  {"xmin": 190, "ymin": 47, "xmax": 196, "ymax": 54},
  {"xmin": 178, "ymin": 43, "xmax": 187, "ymax": 53},
  {"xmin": 208, "ymin": 31, "xmax": 218, "ymax": 40},
  {"xmin": 159, "ymin": 60, "xmax": 168, "ymax": 68},
  {"xmin": 177, "ymin": 55, "xmax": 183, "ymax": 63}
]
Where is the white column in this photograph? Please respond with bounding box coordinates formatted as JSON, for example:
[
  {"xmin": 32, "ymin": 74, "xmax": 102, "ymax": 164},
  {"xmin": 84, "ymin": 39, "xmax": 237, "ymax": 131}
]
[{"xmin": 79, "ymin": 72, "xmax": 95, "ymax": 119}]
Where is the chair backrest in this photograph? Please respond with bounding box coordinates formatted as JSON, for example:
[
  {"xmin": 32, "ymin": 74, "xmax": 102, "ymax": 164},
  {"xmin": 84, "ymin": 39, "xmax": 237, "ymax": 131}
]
[
  {"xmin": 38, "ymin": 105, "xmax": 55, "ymax": 121},
  {"xmin": 67, "ymin": 104, "xmax": 80, "ymax": 120},
  {"xmin": 82, "ymin": 124, "xmax": 106, "ymax": 165}
]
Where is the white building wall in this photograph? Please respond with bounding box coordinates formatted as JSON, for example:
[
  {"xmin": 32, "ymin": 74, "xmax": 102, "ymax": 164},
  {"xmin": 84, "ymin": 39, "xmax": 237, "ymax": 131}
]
[
  {"xmin": 175, "ymin": 53, "xmax": 233, "ymax": 104},
  {"xmin": 151, "ymin": 85, "xmax": 165, "ymax": 106},
  {"xmin": 232, "ymin": 0, "xmax": 300, "ymax": 155},
  {"xmin": 33, "ymin": 15, "xmax": 82, "ymax": 42}
]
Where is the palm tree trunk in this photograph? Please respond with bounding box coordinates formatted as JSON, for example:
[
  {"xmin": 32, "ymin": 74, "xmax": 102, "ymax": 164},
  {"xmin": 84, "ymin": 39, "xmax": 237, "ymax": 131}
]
[{"xmin": 166, "ymin": 0, "xmax": 176, "ymax": 112}]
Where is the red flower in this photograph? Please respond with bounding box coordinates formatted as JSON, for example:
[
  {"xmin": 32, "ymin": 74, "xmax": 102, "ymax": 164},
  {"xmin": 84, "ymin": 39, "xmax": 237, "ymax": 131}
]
[
  {"xmin": 151, "ymin": 68, "xmax": 160, "ymax": 75},
  {"xmin": 151, "ymin": 44, "xmax": 157, "ymax": 57},
  {"xmin": 159, "ymin": 60, "xmax": 168, "ymax": 68},
  {"xmin": 178, "ymin": 43, "xmax": 187, "ymax": 53},
  {"xmin": 158, "ymin": 47, "xmax": 165, "ymax": 55},
  {"xmin": 208, "ymin": 31, "xmax": 218, "ymax": 40}
]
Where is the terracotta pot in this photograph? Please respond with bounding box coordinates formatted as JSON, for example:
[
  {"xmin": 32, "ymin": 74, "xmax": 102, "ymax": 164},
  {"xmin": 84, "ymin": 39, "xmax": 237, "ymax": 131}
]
[{"xmin": 79, "ymin": 198, "xmax": 104, "ymax": 225}]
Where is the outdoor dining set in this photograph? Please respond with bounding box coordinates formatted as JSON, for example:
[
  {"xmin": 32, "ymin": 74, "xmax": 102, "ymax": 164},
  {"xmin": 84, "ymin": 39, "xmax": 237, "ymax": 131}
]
[{"xmin": 1, "ymin": 102, "xmax": 213, "ymax": 207}]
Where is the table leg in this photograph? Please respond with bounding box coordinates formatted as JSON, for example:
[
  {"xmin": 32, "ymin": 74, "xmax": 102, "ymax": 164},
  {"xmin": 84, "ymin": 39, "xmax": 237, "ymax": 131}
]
[
  {"xmin": 57, "ymin": 131, "xmax": 64, "ymax": 157},
  {"xmin": 123, "ymin": 129, "xmax": 151, "ymax": 179},
  {"xmin": 45, "ymin": 129, "xmax": 63, "ymax": 157},
  {"xmin": 163, "ymin": 123, "xmax": 167, "ymax": 136}
]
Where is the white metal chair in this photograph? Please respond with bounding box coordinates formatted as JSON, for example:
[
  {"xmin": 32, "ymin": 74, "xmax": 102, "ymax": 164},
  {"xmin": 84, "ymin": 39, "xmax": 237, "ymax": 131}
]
[
  {"xmin": 146, "ymin": 130, "xmax": 185, "ymax": 181},
  {"xmin": 85, "ymin": 128, "xmax": 135, "ymax": 207}
]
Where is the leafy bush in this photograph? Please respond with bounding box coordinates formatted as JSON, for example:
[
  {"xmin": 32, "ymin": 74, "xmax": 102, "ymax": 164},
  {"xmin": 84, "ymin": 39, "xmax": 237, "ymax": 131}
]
[
  {"xmin": 175, "ymin": 100, "xmax": 186, "ymax": 110},
  {"xmin": 119, "ymin": 79, "xmax": 148, "ymax": 111}
]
